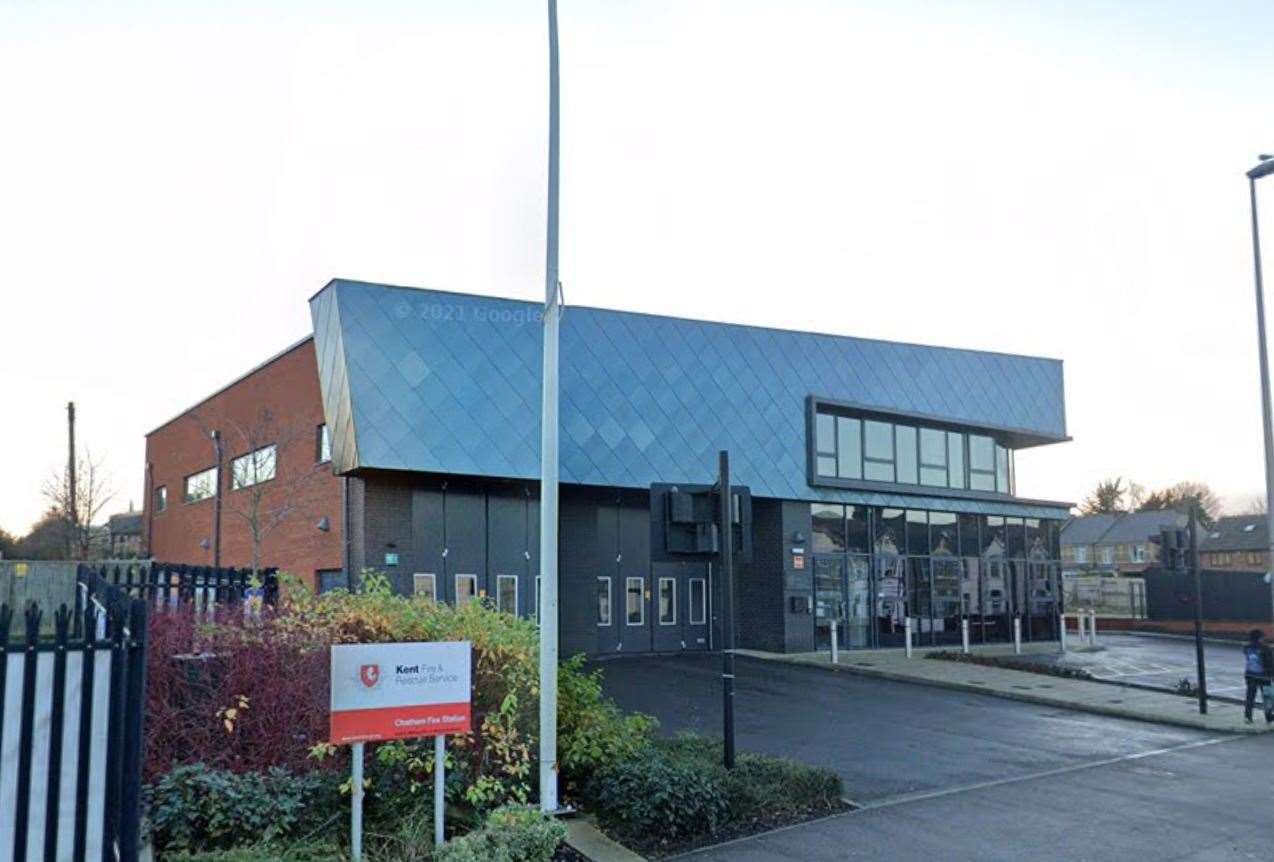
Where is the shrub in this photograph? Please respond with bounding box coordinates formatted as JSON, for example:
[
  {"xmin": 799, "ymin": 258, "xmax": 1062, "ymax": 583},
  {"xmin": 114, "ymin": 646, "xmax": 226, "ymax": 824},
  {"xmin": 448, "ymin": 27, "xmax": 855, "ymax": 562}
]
[
  {"xmin": 145, "ymin": 764, "xmax": 340, "ymax": 855},
  {"xmin": 165, "ymin": 843, "xmax": 343, "ymax": 862},
  {"xmin": 557, "ymin": 655, "xmax": 657, "ymax": 790},
  {"xmin": 434, "ymin": 804, "xmax": 566, "ymax": 862},
  {"xmin": 586, "ymin": 749, "xmax": 730, "ymax": 844}
]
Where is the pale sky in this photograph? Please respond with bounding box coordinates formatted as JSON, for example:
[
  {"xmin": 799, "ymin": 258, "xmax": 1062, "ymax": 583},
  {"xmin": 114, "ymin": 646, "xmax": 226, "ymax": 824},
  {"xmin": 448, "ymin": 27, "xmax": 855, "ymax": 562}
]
[{"xmin": 2, "ymin": 0, "xmax": 1272, "ymax": 534}]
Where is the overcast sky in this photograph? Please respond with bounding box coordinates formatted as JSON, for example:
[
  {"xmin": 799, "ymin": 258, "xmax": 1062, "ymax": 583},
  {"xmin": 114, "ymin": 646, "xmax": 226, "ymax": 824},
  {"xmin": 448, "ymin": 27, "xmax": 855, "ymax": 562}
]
[{"xmin": 2, "ymin": 0, "xmax": 1272, "ymax": 534}]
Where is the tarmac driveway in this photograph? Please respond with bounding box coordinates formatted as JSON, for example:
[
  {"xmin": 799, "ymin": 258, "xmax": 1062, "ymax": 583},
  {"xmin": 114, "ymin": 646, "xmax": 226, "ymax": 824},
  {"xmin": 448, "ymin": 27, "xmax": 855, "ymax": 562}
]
[{"xmin": 593, "ymin": 653, "xmax": 1212, "ymax": 802}]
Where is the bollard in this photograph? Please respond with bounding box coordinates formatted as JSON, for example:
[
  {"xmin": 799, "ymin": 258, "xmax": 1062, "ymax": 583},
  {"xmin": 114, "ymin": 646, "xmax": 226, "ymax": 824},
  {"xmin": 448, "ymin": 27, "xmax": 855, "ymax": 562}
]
[
  {"xmin": 1059, "ymin": 612, "xmax": 1067, "ymax": 652},
  {"xmin": 1013, "ymin": 616, "xmax": 1022, "ymax": 654},
  {"xmin": 1077, "ymin": 611, "xmax": 1087, "ymax": 644},
  {"xmin": 1089, "ymin": 610, "xmax": 1099, "ymax": 645},
  {"xmin": 830, "ymin": 618, "xmax": 839, "ymax": 665},
  {"xmin": 904, "ymin": 617, "xmax": 914, "ymax": 658},
  {"xmin": 961, "ymin": 617, "xmax": 970, "ymax": 654}
]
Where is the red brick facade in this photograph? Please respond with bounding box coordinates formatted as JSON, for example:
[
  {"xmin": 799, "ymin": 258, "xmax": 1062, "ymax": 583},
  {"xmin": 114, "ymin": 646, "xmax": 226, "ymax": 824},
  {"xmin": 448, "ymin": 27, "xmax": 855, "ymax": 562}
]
[{"xmin": 143, "ymin": 339, "xmax": 343, "ymax": 586}]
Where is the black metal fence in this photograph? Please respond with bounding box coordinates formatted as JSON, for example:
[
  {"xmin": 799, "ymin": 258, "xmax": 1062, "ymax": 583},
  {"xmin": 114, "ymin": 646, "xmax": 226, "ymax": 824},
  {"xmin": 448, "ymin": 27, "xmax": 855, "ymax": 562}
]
[
  {"xmin": 0, "ymin": 568, "xmax": 147, "ymax": 862},
  {"xmin": 1143, "ymin": 566, "xmax": 1274, "ymax": 622},
  {"xmin": 87, "ymin": 561, "xmax": 280, "ymax": 615}
]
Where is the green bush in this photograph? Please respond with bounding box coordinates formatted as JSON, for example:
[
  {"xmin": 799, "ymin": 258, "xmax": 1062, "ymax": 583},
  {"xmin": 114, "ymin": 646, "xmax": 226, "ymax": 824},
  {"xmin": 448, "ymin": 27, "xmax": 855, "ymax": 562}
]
[
  {"xmin": 165, "ymin": 843, "xmax": 343, "ymax": 862},
  {"xmin": 557, "ymin": 655, "xmax": 658, "ymax": 789},
  {"xmin": 586, "ymin": 748, "xmax": 730, "ymax": 844},
  {"xmin": 146, "ymin": 764, "xmax": 340, "ymax": 855},
  {"xmin": 434, "ymin": 804, "xmax": 566, "ymax": 862}
]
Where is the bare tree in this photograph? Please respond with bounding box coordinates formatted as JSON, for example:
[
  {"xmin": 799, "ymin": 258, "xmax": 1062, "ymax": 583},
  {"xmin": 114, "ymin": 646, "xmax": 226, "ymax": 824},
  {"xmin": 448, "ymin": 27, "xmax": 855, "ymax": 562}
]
[
  {"xmin": 1240, "ymin": 495, "xmax": 1268, "ymax": 516},
  {"xmin": 194, "ymin": 407, "xmax": 327, "ymax": 577},
  {"xmin": 42, "ymin": 450, "xmax": 116, "ymax": 560}
]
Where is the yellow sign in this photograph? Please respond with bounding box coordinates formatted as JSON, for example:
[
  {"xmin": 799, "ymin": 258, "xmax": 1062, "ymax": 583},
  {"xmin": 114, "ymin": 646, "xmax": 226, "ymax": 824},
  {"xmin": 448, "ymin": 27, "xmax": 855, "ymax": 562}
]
[{"xmin": 14, "ymin": 563, "xmax": 28, "ymax": 578}]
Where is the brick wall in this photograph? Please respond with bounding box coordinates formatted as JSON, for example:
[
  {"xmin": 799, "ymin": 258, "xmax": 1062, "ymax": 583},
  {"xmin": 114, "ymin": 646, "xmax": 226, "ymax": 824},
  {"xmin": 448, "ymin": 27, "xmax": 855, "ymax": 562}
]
[{"xmin": 143, "ymin": 339, "xmax": 344, "ymax": 587}]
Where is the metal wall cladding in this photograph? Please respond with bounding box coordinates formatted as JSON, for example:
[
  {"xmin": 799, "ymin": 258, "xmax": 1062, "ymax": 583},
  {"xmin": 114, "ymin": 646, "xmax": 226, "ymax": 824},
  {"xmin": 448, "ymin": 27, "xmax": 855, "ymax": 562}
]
[{"xmin": 310, "ymin": 280, "xmax": 1069, "ymax": 518}]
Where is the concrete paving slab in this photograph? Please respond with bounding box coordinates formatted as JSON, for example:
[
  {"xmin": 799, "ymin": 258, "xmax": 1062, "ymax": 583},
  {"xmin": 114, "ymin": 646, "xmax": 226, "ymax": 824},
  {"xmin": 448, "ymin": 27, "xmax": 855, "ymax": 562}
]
[
  {"xmin": 565, "ymin": 818, "xmax": 647, "ymax": 862},
  {"xmin": 737, "ymin": 645, "xmax": 1274, "ymax": 734}
]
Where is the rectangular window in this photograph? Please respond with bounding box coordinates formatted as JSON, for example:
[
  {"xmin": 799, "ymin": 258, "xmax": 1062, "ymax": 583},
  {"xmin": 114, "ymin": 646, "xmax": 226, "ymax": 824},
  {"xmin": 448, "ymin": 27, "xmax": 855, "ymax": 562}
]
[
  {"xmin": 815, "ymin": 412, "xmax": 836, "ymax": 476},
  {"xmin": 1131, "ymin": 545, "xmax": 1146, "ymax": 563},
  {"xmin": 597, "ymin": 577, "xmax": 612, "ymax": 626},
  {"xmin": 497, "ymin": 574, "xmax": 518, "ymax": 615},
  {"xmin": 836, "ymin": 417, "xmax": 862, "ymax": 480},
  {"xmin": 969, "ymin": 435, "xmax": 995, "ymax": 491},
  {"xmin": 864, "ymin": 420, "xmax": 894, "ymax": 482},
  {"xmin": 184, "ymin": 467, "xmax": 217, "ymax": 503},
  {"xmin": 316, "ymin": 424, "xmax": 332, "ymax": 463},
  {"xmin": 689, "ymin": 578, "xmax": 706, "ymax": 625},
  {"xmin": 811, "ymin": 503, "xmax": 847, "ymax": 553},
  {"xmin": 1100, "ymin": 547, "xmax": 1113, "ymax": 565},
  {"xmin": 947, "ymin": 432, "xmax": 966, "ymax": 489},
  {"xmin": 626, "ymin": 577, "xmax": 644, "ymax": 625},
  {"xmin": 1074, "ymin": 547, "xmax": 1088, "ymax": 563},
  {"xmin": 658, "ymin": 578, "xmax": 676, "ymax": 625},
  {"xmin": 413, "ymin": 572, "xmax": 437, "ymax": 600},
  {"xmin": 894, "ymin": 426, "xmax": 918, "ymax": 485},
  {"xmin": 995, "ymin": 445, "xmax": 1010, "ymax": 493},
  {"xmin": 919, "ymin": 427, "xmax": 947, "ymax": 487},
  {"xmin": 231, "ymin": 445, "xmax": 277, "ymax": 490},
  {"xmin": 154, "ymin": 485, "xmax": 168, "ymax": 513},
  {"xmin": 455, "ymin": 574, "xmax": 478, "ymax": 606},
  {"xmin": 317, "ymin": 569, "xmax": 345, "ymax": 593}
]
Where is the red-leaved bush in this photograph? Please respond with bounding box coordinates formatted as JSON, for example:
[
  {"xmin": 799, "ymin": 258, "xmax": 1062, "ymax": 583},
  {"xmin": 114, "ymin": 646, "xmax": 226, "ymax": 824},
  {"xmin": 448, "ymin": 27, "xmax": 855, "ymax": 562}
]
[{"xmin": 143, "ymin": 609, "xmax": 333, "ymax": 782}]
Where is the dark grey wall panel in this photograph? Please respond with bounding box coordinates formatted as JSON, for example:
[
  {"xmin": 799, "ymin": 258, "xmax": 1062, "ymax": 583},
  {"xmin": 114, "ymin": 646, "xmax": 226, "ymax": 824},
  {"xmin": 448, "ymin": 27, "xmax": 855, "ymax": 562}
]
[
  {"xmin": 445, "ymin": 489, "xmax": 487, "ymax": 597},
  {"xmin": 487, "ymin": 490, "xmax": 529, "ymax": 615},
  {"xmin": 736, "ymin": 498, "xmax": 785, "ymax": 652},
  {"xmin": 363, "ymin": 478, "xmax": 414, "ymax": 593},
  {"xmin": 780, "ymin": 500, "xmax": 815, "ymax": 653},
  {"xmin": 560, "ymin": 490, "xmax": 600, "ymax": 656},
  {"xmin": 411, "ymin": 486, "xmax": 446, "ymax": 597}
]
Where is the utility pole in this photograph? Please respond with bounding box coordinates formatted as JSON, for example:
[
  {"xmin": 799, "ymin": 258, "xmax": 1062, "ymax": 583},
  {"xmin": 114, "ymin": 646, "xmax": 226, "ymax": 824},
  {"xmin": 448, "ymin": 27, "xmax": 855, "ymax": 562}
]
[
  {"xmin": 718, "ymin": 450, "xmax": 736, "ymax": 769},
  {"xmin": 67, "ymin": 401, "xmax": 77, "ymax": 559},
  {"xmin": 537, "ymin": 0, "xmax": 562, "ymax": 815},
  {"xmin": 1188, "ymin": 504, "xmax": 1208, "ymax": 714},
  {"xmin": 212, "ymin": 430, "xmax": 223, "ymax": 569}
]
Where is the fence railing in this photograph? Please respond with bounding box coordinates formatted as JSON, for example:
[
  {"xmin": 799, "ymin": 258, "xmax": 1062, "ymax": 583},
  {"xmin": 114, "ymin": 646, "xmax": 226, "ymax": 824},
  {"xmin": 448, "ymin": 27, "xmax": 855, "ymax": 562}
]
[
  {"xmin": 1062, "ymin": 575, "xmax": 1147, "ymax": 619},
  {"xmin": 0, "ymin": 568, "xmax": 147, "ymax": 862},
  {"xmin": 82, "ymin": 562, "xmax": 280, "ymax": 623}
]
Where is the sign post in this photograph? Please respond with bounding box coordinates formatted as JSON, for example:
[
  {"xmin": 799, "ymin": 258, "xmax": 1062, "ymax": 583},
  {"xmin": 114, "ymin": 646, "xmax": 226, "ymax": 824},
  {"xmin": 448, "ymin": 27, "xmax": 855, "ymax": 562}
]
[{"xmin": 331, "ymin": 641, "xmax": 473, "ymax": 857}]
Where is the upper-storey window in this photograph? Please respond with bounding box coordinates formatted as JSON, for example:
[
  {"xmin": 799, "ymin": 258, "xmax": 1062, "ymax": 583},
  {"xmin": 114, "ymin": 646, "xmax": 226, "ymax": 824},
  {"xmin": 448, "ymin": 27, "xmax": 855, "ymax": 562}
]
[
  {"xmin": 184, "ymin": 467, "xmax": 217, "ymax": 503},
  {"xmin": 231, "ymin": 445, "xmax": 277, "ymax": 490},
  {"xmin": 812, "ymin": 404, "xmax": 1013, "ymax": 495},
  {"xmin": 316, "ymin": 424, "xmax": 331, "ymax": 463}
]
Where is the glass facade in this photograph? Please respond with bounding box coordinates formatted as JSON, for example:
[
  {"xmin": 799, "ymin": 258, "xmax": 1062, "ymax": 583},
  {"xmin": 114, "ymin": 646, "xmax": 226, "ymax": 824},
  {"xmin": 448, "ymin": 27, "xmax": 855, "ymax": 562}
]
[
  {"xmin": 809, "ymin": 503, "xmax": 1062, "ymax": 650},
  {"xmin": 814, "ymin": 407, "xmax": 1014, "ymax": 494}
]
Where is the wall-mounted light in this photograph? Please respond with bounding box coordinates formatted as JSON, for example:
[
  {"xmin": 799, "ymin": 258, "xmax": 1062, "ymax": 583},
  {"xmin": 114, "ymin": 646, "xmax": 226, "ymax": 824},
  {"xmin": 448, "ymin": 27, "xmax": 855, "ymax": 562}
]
[
  {"xmin": 199, "ymin": 538, "xmax": 210, "ymax": 550},
  {"xmin": 791, "ymin": 532, "xmax": 806, "ymax": 544},
  {"xmin": 316, "ymin": 516, "xmax": 331, "ymax": 532}
]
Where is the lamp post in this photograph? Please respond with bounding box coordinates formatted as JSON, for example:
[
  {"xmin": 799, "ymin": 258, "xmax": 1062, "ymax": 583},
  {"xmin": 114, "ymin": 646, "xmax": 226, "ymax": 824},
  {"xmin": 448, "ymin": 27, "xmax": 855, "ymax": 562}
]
[{"xmin": 1246, "ymin": 155, "xmax": 1274, "ymax": 621}]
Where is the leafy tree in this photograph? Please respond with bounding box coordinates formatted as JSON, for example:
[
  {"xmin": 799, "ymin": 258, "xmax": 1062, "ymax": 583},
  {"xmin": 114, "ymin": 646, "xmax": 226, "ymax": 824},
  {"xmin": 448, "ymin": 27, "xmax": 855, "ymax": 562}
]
[
  {"xmin": 14, "ymin": 509, "xmax": 73, "ymax": 560},
  {"xmin": 0, "ymin": 527, "xmax": 17, "ymax": 559},
  {"xmin": 1079, "ymin": 477, "xmax": 1127, "ymax": 515},
  {"xmin": 1138, "ymin": 480, "xmax": 1223, "ymax": 527}
]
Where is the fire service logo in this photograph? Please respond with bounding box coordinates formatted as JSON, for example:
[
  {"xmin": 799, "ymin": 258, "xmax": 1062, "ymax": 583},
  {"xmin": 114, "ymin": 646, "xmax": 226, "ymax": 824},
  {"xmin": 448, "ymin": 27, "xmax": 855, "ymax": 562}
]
[{"xmin": 359, "ymin": 664, "xmax": 381, "ymax": 689}]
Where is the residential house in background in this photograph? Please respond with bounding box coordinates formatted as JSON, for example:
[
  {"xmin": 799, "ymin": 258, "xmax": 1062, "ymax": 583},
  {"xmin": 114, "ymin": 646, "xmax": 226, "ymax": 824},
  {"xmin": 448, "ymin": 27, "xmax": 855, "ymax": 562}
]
[
  {"xmin": 107, "ymin": 509, "xmax": 144, "ymax": 558},
  {"xmin": 1061, "ymin": 510, "xmax": 1187, "ymax": 576},
  {"xmin": 1200, "ymin": 515, "xmax": 1271, "ymax": 571}
]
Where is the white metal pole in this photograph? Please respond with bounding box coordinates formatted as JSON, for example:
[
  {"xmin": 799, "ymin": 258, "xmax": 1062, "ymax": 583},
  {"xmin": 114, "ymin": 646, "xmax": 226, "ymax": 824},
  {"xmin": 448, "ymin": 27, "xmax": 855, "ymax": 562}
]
[
  {"xmin": 1247, "ymin": 174, "xmax": 1274, "ymax": 621},
  {"xmin": 1089, "ymin": 610, "xmax": 1098, "ymax": 645},
  {"xmin": 1013, "ymin": 617, "xmax": 1022, "ymax": 654},
  {"xmin": 434, "ymin": 735, "xmax": 446, "ymax": 847},
  {"xmin": 830, "ymin": 618, "xmax": 838, "ymax": 664},
  {"xmin": 1059, "ymin": 613, "xmax": 1067, "ymax": 652},
  {"xmin": 351, "ymin": 742, "xmax": 364, "ymax": 861},
  {"xmin": 904, "ymin": 617, "xmax": 913, "ymax": 658},
  {"xmin": 537, "ymin": 0, "xmax": 562, "ymax": 816},
  {"xmin": 961, "ymin": 617, "xmax": 970, "ymax": 654}
]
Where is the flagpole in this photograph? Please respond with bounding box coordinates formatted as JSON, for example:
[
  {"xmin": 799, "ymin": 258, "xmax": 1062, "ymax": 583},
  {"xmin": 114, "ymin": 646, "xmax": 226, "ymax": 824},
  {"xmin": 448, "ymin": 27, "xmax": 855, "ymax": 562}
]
[{"xmin": 538, "ymin": 0, "xmax": 561, "ymax": 814}]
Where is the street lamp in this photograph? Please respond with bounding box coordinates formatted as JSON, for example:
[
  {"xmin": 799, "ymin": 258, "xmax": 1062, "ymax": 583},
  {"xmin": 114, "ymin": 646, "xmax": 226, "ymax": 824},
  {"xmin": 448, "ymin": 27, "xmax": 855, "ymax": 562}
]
[{"xmin": 1245, "ymin": 155, "xmax": 1274, "ymax": 617}]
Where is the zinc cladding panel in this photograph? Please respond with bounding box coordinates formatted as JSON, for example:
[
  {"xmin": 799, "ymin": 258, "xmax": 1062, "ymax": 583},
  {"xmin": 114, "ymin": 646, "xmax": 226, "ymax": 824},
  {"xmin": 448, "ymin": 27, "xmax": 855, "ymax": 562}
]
[{"xmin": 310, "ymin": 280, "xmax": 1069, "ymax": 518}]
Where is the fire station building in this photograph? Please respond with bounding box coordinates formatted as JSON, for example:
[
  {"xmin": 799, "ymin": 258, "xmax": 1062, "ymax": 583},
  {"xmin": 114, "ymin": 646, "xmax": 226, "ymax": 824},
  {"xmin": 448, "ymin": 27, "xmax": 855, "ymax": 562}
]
[{"xmin": 144, "ymin": 279, "xmax": 1072, "ymax": 656}]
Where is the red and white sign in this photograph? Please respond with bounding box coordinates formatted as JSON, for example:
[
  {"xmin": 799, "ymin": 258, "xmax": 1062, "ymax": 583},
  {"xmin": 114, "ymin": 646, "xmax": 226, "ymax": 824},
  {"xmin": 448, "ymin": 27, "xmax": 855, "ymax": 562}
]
[{"xmin": 330, "ymin": 641, "xmax": 472, "ymax": 744}]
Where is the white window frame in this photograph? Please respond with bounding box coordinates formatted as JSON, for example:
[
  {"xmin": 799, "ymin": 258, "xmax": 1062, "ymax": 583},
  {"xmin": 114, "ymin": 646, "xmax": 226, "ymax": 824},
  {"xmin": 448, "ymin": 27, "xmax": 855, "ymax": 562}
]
[
  {"xmin": 597, "ymin": 576, "xmax": 611, "ymax": 626},
  {"xmin": 658, "ymin": 577, "xmax": 677, "ymax": 625},
  {"xmin": 154, "ymin": 485, "xmax": 168, "ymax": 513},
  {"xmin": 1100, "ymin": 547, "xmax": 1114, "ymax": 565},
  {"xmin": 689, "ymin": 578, "xmax": 707, "ymax": 625},
  {"xmin": 184, "ymin": 467, "xmax": 218, "ymax": 503},
  {"xmin": 455, "ymin": 573, "xmax": 478, "ymax": 606},
  {"xmin": 1131, "ymin": 544, "xmax": 1146, "ymax": 563},
  {"xmin": 1073, "ymin": 546, "xmax": 1088, "ymax": 564},
  {"xmin": 625, "ymin": 577, "xmax": 644, "ymax": 626},
  {"xmin": 317, "ymin": 424, "xmax": 332, "ymax": 463},
  {"xmin": 413, "ymin": 572, "xmax": 437, "ymax": 600},
  {"xmin": 496, "ymin": 574, "xmax": 518, "ymax": 615},
  {"xmin": 231, "ymin": 444, "xmax": 277, "ymax": 490}
]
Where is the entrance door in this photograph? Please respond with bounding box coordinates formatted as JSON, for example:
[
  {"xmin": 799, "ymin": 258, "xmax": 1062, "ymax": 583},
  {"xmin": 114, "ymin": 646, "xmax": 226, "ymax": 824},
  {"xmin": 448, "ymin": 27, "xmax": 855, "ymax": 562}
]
[
  {"xmin": 813, "ymin": 557, "xmax": 844, "ymax": 651},
  {"xmin": 875, "ymin": 552, "xmax": 908, "ymax": 647},
  {"xmin": 845, "ymin": 554, "xmax": 872, "ymax": 648},
  {"xmin": 930, "ymin": 555, "xmax": 963, "ymax": 646},
  {"xmin": 652, "ymin": 563, "xmax": 682, "ymax": 652},
  {"xmin": 684, "ymin": 566, "xmax": 709, "ymax": 650}
]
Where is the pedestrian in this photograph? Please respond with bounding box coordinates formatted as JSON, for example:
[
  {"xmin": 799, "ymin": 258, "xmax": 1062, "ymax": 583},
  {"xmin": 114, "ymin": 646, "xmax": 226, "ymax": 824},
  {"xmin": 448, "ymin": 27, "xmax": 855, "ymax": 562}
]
[{"xmin": 1242, "ymin": 628, "xmax": 1274, "ymax": 724}]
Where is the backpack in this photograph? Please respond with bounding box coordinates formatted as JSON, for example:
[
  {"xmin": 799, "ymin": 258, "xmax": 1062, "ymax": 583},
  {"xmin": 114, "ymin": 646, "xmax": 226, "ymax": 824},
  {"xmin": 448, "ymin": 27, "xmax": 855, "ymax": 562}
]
[{"xmin": 1244, "ymin": 644, "xmax": 1267, "ymax": 677}]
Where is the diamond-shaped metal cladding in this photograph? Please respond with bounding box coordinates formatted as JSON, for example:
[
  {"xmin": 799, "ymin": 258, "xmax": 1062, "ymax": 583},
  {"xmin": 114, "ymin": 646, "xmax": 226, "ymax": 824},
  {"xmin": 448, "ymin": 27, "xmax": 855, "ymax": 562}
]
[{"xmin": 310, "ymin": 280, "xmax": 1070, "ymax": 517}]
